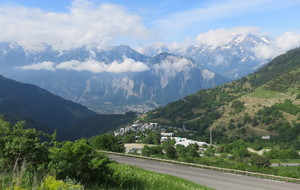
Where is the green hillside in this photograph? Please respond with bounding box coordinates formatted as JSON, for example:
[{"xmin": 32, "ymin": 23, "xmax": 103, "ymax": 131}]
[{"xmin": 145, "ymin": 47, "xmax": 300, "ymax": 146}]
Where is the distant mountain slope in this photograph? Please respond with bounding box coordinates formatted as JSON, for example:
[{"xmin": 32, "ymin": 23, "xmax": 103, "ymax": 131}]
[
  {"xmin": 145, "ymin": 47, "xmax": 300, "ymax": 144},
  {"xmin": 0, "ymin": 43, "xmax": 228, "ymax": 113},
  {"xmin": 0, "ymin": 75, "xmax": 96, "ymax": 135},
  {"xmin": 67, "ymin": 112, "xmax": 136, "ymax": 140}
]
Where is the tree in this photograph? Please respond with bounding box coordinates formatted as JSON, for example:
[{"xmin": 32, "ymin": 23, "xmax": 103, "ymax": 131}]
[
  {"xmin": 90, "ymin": 134, "xmax": 125, "ymax": 153},
  {"xmin": 162, "ymin": 139, "xmax": 177, "ymax": 159},
  {"xmin": 123, "ymin": 134, "xmax": 136, "ymax": 143},
  {"xmin": 251, "ymin": 155, "xmax": 271, "ymax": 168},
  {"xmin": 165, "ymin": 145, "xmax": 177, "ymax": 159},
  {"xmin": 188, "ymin": 147, "xmax": 199, "ymax": 158},
  {"xmin": 176, "ymin": 144, "xmax": 187, "ymax": 159},
  {"xmin": 0, "ymin": 117, "xmax": 53, "ymax": 172},
  {"xmin": 204, "ymin": 147, "xmax": 214, "ymax": 157},
  {"xmin": 141, "ymin": 145, "xmax": 151, "ymax": 156},
  {"xmin": 141, "ymin": 145, "xmax": 163, "ymax": 157},
  {"xmin": 232, "ymin": 148, "xmax": 250, "ymax": 159},
  {"xmin": 144, "ymin": 132, "xmax": 161, "ymax": 145},
  {"xmin": 231, "ymin": 100, "xmax": 244, "ymax": 112},
  {"xmin": 49, "ymin": 139, "xmax": 113, "ymax": 185}
]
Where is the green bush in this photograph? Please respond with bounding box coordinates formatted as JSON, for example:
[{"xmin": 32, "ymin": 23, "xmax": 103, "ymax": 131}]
[
  {"xmin": 275, "ymin": 99, "xmax": 300, "ymax": 115},
  {"xmin": 49, "ymin": 139, "xmax": 113, "ymax": 185},
  {"xmin": 0, "ymin": 117, "xmax": 53, "ymax": 172},
  {"xmin": 90, "ymin": 134, "xmax": 125, "ymax": 152},
  {"xmin": 41, "ymin": 176, "xmax": 83, "ymax": 190},
  {"xmin": 251, "ymin": 155, "xmax": 271, "ymax": 168},
  {"xmin": 231, "ymin": 100, "xmax": 245, "ymax": 113}
]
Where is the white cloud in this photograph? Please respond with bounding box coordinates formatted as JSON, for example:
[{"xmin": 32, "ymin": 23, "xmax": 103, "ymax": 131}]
[
  {"xmin": 106, "ymin": 58, "xmax": 149, "ymax": 73},
  {"xmin": 276, "ymin": 32, "xmax": 300, "ymax": 50},
  {"xmin": 20, "ymin": 58, "xmax": 149, "ymax": 73},
  {"xmin": 19, "ymin": 61, "xmax": 56, "ymax": 71},
  {"xmin": 154, "ymin": 56, "xmax": 192, "ymax": 73},
  {"xmin": 0, "ymin": 0, "xmax": 150, "ymax": 50},
  {"xmin": 56, "ymin": 60, "xmax": 107, "ymax": 72},
  {"xmin": 252, "ymin": 32, "xmax": 300, "ymax": 59},
  {"xmin": 196, "ymin": 27, "xmax": 260, "ymax": 48}
]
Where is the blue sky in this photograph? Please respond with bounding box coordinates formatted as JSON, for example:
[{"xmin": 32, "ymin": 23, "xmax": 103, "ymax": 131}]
[{"xmin": 0, "ymin": 0, "xmax": 300, "ymax": 50}]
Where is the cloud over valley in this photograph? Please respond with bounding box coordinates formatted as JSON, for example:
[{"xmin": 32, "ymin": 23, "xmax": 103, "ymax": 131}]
[{"xmin": 19, "ymin": 58, "xmax": 149, "ymax": 73}]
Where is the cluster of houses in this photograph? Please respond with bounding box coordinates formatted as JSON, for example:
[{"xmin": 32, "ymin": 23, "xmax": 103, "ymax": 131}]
[
  {"xmin": 160, "ymin": 132, "xmax": 208, "ymax": 147},
  {"xmin": 115, "ymin": 122, "xmax": 208, "ymax": 153},
  {"xmin": 114, "ymin": 121, "xmax": 192, "ymax": 137},
  {"xmin": 114, "ymin": 122, "xmax": 158, "ymax": 136}
]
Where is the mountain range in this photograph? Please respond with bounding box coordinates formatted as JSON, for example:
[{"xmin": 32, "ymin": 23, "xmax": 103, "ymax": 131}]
[
  {"xmin": 0, "ymin": 42, "xmax": 229, "ymax": 113},
  {"xmin": 140, "ymin": 34, "xmax": 270, "ymax": 79}
]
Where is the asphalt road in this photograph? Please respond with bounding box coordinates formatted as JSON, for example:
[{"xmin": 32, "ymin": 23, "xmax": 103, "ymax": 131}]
[
  {"xmin": 271, "ymin": 163, "xmax": 300, "ymax": 167},
  {"xmin": 109, "ymin": 154, "xmax": 300, "ymax": 190}
]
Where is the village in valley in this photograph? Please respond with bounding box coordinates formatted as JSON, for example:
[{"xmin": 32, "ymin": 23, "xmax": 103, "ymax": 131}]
[{"xmin": 114, "ymin": 121, "xmax": 209, "ymax": 154}]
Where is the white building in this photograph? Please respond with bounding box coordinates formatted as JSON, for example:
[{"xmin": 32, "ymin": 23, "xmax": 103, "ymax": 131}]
[
  {"xmin": 160, "ymin": 136, "xmax": 207, "ymax": 147},
  {"xmin": 161, "ymin": 132, "xmax": 174, "ymax": 137}
]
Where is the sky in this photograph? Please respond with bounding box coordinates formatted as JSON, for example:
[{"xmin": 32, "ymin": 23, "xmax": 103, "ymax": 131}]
[{"xmin": 0, "ymin": 0, "xmax": 300, "ymax": 55}]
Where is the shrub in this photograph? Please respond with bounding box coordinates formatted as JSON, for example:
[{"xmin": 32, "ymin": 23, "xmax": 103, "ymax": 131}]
[
  {"xmin": 41, "ymin": 176, "xmax": 83, "ymax": 190},
  {"xmin": 48, "ymin": 139, "xmax": 113, "ymax": 185},
  {"xmin": 251, "ymin": 155, "xmax": 271, "ymax": 168},
  {"xmin": 231, "ymin": 100, "xmax": 245, "ymax": 112},
  {"xmin": 90, "ymin": 134, "xmax": 125, "ymax": 152},
  {"xmin": 0, "ymin": 117, "xmax": 53, "ymax": 172}
]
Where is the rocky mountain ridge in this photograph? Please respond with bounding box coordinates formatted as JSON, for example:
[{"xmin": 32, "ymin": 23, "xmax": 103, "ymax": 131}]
[{"xmin": 0, "ymin": 43, "xmax": 228, "ymax": 113}]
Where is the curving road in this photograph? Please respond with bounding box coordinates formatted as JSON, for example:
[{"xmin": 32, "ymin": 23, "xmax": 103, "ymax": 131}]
[{"xmin": 109, "ymin": 154, "xmax": 300, "ymax": 190}]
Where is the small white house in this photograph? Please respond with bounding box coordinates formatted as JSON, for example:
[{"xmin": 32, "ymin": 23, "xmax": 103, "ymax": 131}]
[{"xmin": 161, "ymin": 132, "xmax": 174, "ymax": 137}]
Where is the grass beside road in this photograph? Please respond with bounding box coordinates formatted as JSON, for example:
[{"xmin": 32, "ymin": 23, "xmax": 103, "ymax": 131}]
[
  {"xmin": 106, "ymin": 163, "xmax": 213, "ymax": 190},
  {"xmin": 0, "ymin": 163, "xmax": 213, "ymax": 190}
]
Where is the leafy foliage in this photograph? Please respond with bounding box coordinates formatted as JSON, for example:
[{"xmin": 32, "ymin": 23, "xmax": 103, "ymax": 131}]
[
  {"xmin": 275, "ymin": 99, "xmax": 300, "ymax": 115},
  {"xmin": 251, "ymin": 155, "xmax": 271, "ymax": 168},
  {"xmin": 141, "ymin": 145, "xmax": 163, "ymax": 157},
  {"xmin": 231, "ymin": 100, "xmax": 245, "ymax": 113},
  {"xmin": 49, "ymin": 139, "xmax": 113, "ymax": 185},
  {"xmin": 90, "ymin": 134, "xmax": 125, "ymax": 153},
  {"xmin": 0, "ymin": 117, "xmax": 53, "ymax": 172},
  {"xmin": 264, "ymin": 149, "xmax": 300, "ymax": 159}
]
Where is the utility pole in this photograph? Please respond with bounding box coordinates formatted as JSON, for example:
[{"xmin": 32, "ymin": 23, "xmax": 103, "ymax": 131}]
[{"xmin": 209, "ymin": 128, "xmax": 212, "ymax": 146}]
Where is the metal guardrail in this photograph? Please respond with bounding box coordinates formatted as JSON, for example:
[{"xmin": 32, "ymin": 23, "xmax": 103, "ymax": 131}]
[{"xmin": 100, "ymin": 150, "xmax": 300, "ymax": 183}]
